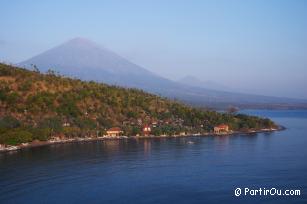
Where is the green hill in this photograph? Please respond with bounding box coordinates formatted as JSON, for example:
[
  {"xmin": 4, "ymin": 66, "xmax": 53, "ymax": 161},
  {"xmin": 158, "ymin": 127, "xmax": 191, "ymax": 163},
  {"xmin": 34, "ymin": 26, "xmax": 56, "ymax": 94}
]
[{"xmin": 0, "ymin": 63, "xmax": 276, "ymax": 145}]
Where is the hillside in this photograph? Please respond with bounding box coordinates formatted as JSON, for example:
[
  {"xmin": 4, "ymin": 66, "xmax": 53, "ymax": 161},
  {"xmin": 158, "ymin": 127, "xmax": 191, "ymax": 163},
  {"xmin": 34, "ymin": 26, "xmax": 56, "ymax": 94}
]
[
  {"xmin": 0, "ymin": 63, "xmax": 277, "ymax": 145},
  {"xmin": 19, "ymin": 38, "xmax": 307, "ymax": 109}
]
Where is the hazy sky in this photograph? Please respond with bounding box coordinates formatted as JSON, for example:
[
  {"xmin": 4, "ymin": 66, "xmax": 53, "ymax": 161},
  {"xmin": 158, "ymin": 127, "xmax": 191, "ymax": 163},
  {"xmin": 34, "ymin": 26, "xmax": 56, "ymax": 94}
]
[{"xmin": 1, "ymin": 0, "xmax": 306, "ymax": 99}]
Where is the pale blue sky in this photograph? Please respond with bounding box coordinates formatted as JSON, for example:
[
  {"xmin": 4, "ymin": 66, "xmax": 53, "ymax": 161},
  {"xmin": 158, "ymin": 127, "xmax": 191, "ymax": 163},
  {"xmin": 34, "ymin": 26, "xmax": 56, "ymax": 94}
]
[{"xmin": 0, "ymin": 0, "xmax": 306, "ymax": 98}]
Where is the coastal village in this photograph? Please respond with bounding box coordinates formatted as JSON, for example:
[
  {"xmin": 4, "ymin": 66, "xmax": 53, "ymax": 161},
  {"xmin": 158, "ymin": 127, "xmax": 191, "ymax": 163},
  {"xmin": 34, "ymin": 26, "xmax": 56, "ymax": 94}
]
[
  {"xmin": 0, "ymin": 118, "xmax": 279, "ymax": 152},
  {"xmin": 105, "ymin": 123, "xmax": 231, "ymax": 137},
  {"xmin": 105, "ymin": 123, "xmax": 230, "ymax": 137},
  {"xmin": 0, "ymin": 120, "xmax": 232, "ymax": 152}
]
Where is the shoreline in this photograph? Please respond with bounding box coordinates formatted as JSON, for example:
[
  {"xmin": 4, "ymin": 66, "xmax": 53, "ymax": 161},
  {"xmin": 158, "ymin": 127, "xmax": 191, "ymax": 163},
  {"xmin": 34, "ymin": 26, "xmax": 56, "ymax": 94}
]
[{"xmin": 0, "ymin": 126, "xmax": 284, "ymax": 153}]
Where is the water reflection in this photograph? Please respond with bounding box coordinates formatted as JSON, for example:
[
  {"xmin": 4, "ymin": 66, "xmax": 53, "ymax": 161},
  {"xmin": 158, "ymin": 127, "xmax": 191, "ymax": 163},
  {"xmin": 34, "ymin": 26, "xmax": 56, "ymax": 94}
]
[{"xmin": 143, "ymin": 139, "xmax": 151, "ymax": 156}]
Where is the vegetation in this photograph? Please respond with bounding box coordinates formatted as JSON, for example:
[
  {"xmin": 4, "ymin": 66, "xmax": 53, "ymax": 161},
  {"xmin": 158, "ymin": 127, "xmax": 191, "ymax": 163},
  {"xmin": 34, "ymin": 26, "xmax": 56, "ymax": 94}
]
[{"xmin": 0, "ymin": 63, "xmax": 277, "ymax": 145}]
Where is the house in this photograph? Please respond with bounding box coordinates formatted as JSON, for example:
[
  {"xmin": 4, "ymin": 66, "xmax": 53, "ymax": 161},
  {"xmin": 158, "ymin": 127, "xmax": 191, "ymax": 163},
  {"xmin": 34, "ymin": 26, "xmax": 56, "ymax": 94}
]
[
  {"xmin": 179, "ymin": 132, "xmax": 186, "ymax": 136},
  {"xmin": 106, "ymin": 127, "xmax": 123, "ymax": 137},
  {"xmin": 143, "ymin": 125, "xmax": 151, "ymax": 136},
  {"xmin": 214, "ymin": 124, "xmax": 229, "ymax": 134},
  {"xmin": 50, "ymin": 136, "xmax": 61, "ymax": 142},
  {"xmin": 63, "ymin": 122, "xmax": 70, "ymax": 127}
]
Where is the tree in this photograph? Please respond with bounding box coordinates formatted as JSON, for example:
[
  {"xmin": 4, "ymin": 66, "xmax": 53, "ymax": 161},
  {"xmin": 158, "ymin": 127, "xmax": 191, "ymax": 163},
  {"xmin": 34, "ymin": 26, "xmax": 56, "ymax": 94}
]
[
  {"xmin": 0, "ymin": 116, "xmax": 21, "ymax": 129},
  {"xmin": 75, "ymin": 118, "xmax": 96, "ymax": 129},
  {"xmin": 97, "ymin": 116, "xmax": 113, "ymax": 128},
  {"xmin": 30, "ymin": 128, "xmax": 51, "ymax": 141},
  {"xmin": 39, "ymin": 117, "xmax": 62, "ymax": 133},
  {"xmin": 131, "ymin": 126, "xmax": 141, "ymax": 136},
  {"xmin": 31, "ymin": 64, "xmax": 40, "ymax": 73},
  {"xmin": 6, "ymin": 92, "xmax": 19, "ymax": 105},
  {"xmin": 56, "ymin": 96, "xmax": 80, "ymax": 117},
  {"xmin": 46, "ymin": 69, "xmax": 56, "ymax": 75}
]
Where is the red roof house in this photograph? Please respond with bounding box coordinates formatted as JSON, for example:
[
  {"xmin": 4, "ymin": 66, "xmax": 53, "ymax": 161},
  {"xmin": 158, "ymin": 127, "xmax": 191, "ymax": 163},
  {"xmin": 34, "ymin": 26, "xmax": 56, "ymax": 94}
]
[
  {"xmin": 214, "ymin": 124, "xmax": 229, "ymax": 134},
  {"xmin": 106, "ymin": 127, "xmax": 123, "ymax": 137},
  {"xmin": 143, "ymin": 125, "xmax": 151, "ymax": 136}
]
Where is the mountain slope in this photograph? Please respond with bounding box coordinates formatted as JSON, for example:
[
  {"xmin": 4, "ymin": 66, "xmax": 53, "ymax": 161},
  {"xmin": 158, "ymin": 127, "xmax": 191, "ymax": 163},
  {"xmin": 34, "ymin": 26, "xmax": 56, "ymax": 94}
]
[{"xmin": 19, "ymin": 38, "xmax": 307, "ymax": 109}]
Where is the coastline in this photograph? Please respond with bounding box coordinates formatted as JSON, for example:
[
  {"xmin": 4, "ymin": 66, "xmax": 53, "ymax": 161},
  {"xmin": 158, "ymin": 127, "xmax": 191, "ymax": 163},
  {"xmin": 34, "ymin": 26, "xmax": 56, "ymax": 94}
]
[{"xmin": 0, "ymin": 126, "xmax": 284, "ymax": 153}]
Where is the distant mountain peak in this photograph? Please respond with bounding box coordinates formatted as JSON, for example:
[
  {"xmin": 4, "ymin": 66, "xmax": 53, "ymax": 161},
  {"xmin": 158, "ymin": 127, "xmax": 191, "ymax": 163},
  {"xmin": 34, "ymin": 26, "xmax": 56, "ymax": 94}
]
[
  {"xmin": 18, "ymin": 38, "xmax": 306, "ymax": 108},
  {"xmin": 18, "ymin": 38, "xmax": 162, "ymax": 87}
]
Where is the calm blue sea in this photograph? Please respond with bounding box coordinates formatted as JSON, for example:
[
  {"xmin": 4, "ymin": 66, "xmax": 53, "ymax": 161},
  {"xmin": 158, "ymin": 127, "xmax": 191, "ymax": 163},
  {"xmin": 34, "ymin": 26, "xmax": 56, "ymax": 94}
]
[{"xmin": 0, "ymin": 110, "xmax": 307, "ymax": 204}]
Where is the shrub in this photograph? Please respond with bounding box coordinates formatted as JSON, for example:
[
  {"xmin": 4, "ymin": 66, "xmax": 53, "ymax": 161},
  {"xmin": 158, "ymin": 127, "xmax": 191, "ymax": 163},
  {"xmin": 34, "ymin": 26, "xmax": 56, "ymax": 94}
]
[{"xmin": 0, "ymin": 129, "xmax": 33, "ymax": 145}]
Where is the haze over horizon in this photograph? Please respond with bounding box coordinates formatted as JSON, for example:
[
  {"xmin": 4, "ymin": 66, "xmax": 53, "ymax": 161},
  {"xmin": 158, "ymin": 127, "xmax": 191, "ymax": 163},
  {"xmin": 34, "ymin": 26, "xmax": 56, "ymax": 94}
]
[{"xmin": 1, "ymin": 0, "xmax": 306, "ymax": 99}]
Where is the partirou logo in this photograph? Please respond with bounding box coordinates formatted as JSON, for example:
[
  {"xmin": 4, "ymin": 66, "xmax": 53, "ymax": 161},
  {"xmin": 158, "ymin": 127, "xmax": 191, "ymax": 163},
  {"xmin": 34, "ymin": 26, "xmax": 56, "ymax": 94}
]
[{"xmin": 234, "ymin": 187, "xmax": 301, "ymax": 197}]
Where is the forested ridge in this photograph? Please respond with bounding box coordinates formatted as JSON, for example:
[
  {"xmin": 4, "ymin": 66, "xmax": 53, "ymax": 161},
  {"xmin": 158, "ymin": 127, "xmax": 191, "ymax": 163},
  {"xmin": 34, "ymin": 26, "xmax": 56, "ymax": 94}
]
[{"xmin": 0, "ymin": 63, "xmax": 276, "ymax": 145}]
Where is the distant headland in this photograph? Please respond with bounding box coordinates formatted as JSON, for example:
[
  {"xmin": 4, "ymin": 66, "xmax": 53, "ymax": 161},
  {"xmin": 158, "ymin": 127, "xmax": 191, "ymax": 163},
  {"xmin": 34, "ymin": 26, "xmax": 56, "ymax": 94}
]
[{"xmin": 0, "ymin": 63, "xmax": 279, "ymax": 152}]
